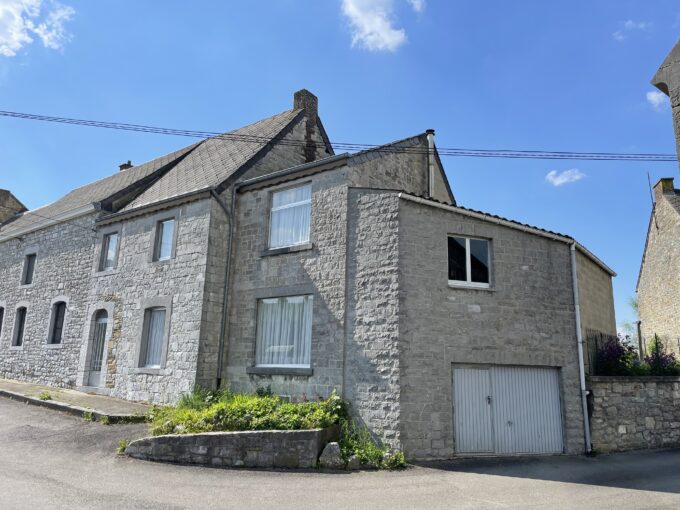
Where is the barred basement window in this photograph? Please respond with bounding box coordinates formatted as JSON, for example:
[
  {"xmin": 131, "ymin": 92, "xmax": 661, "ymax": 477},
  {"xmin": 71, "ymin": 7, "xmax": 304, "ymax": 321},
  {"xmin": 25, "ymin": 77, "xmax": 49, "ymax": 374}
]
[{"xmin": 48, "ymin": 301, "xmax": 67, "ymax": 344}]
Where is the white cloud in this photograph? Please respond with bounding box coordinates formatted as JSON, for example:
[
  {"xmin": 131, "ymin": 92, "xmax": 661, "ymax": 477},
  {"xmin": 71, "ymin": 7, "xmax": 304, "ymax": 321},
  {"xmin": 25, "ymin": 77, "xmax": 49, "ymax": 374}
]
[
  {"xmin": 341, "ymin": 0, "xmax": 407, "ymax": 52},
  {"xmin": 612, "ymin": 19, "xmax": 651, "ymax": 42},
  {"xmin": 545, "ymin": 169, "xmax": 586, "ymax": 187},
  {"xmin": 407, "ymin": 0, "xmax": 425, "ymax": 13},
  {"xmin": 646, "ymin": 89, "xmax": 669, "ymax": 111},
  {"xmin": 0, "ymin": 0, "xmax": 74, "ymax": 57}
]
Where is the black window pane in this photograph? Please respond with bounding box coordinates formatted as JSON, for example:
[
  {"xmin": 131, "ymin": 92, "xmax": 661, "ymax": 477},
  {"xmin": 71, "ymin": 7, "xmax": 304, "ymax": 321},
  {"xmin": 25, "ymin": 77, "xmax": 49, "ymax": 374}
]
[
  {"xmin": 15, "ymin": 308, "xmax": 26, "ymax": 346},
  {"xmin": 23, "ymin": 254, "xmax": 36, "ymax": 285},
  {"xmin": 0, "ymin": 307, "xmax": 4, "ymax": 337},
  {"xmin": 470, "ymin": 239, "xmax": 489, "ymax": 283},
  {"xmin": 51, "ymin": 302, "xmax": 66, "ymax": 344},
  {"xmin": 448, "ymin": 236, "xmax": 467, "ymax": 281}
]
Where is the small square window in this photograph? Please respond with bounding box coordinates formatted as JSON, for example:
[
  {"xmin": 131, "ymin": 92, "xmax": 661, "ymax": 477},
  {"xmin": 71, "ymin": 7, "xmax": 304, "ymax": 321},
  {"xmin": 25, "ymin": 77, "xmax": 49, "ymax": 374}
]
[
  {"xmin": 154, "ymin": 219, "xmax": 175, "ymax": 261},
  {"xmin": 99, "ymin": 232, "xmax": 119, "ymax": 271},
  {"xmin": 448, "ymin": 236, "xmax": 490, "ymax": 288},
  {"xmin": 269, "ymin": 184, "xmax": 311, "ymax": 249},
  {"xmin": 22, "ymin": 254, "xmax": 36, "ymax": 285}
]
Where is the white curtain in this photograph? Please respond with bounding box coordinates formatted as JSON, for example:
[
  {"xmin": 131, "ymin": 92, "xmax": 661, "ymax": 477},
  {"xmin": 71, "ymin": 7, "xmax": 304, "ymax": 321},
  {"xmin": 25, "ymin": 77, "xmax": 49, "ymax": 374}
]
[
  {"xmin": 269, "ymin": 185, "xmax": 311, "ymax": 249},
  {"xmin": 256, "ymin": 295, "xmax": 312, "ymax": 367},
  {"xmin": 158, "ymin": 220, "xmax": 175, "ymax": 260},
  {"xmin": 144, "ymin": 307, "xmax": 166, "ymax": 368}
]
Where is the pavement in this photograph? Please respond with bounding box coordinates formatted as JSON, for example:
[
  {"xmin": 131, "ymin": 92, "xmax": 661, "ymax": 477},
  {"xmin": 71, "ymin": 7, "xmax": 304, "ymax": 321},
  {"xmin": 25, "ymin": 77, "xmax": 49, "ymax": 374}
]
[
  {"xmin": 0, "ymin": 378, "xmax": 148, "ymax": 421},
  {"xmin": 1, "ymin": 398, "xmax": 680, "ymax": 509}
]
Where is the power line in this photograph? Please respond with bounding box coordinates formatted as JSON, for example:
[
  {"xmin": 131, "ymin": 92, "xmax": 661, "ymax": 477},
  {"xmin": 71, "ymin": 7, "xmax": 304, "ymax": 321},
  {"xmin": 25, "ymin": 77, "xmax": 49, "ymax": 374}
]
[{"xmin": 0, "ymin": 109, "xmax": 677, "ymax": 163}]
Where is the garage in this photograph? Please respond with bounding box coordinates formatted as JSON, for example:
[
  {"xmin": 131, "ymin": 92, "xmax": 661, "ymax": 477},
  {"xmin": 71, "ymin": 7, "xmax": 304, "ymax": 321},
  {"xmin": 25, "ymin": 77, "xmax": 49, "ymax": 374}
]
[{"xmin": 453, "ymin": 365, "xmax": 564, "ymax": 455}]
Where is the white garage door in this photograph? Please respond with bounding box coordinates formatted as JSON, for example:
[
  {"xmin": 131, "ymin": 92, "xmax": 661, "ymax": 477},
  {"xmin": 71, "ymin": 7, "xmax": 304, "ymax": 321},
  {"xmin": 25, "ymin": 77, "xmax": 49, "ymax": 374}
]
[{"xmin": 453, "ymin": 365, "xmax": 563, "ymax": 454}]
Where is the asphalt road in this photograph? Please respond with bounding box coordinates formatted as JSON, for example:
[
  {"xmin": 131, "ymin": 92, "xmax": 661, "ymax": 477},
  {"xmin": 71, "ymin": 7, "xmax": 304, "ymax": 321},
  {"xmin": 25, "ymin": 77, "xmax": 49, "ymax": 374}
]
[{"xmin": 1, "ymin": 397, "xmax": 680, "ymax": 509}]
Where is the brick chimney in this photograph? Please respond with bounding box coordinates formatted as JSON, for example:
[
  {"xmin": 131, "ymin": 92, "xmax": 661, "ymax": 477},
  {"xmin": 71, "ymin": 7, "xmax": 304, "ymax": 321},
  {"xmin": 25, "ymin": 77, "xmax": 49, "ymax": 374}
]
[
  {"xmin": 119, "ymin": 160, "xmax": 133, "ymax": 171},
  {"xmin": 651, "ymin": 39, "xmax": 680, "ymax": 165},
  {"xmin": 653, "ymin": 177, "xmax": 676, "ymax": 202},
  {"xmin": 294, "ymin": 90, "xmax": 319, "ymax": 163},
  {"xmin": 0, "ymin": 189, "xmax": 27, "ymax": 224}
]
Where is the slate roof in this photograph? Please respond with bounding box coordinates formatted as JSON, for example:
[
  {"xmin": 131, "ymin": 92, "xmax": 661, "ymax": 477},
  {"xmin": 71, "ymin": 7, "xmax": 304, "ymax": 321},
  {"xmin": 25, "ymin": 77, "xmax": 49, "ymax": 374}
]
[
  {"xmin": 120, "ymin": 109, "xmax": 302, "ymax": 211},
  {"xmin": 0, "ymin": 108, "xmax": 303, "ymax": 238},
  {"xmin": 0, "ymin": 143, "xmax": 198, "ymax": 238}
]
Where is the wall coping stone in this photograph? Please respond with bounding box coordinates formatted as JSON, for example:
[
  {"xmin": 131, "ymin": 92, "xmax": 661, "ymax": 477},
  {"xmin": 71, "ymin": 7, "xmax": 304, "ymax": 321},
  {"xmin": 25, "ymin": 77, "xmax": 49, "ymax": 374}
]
[
  {"xmin": 589, "ymin": 376, "xmax": 680, "ymax": 383},
  {"xmin": 125, "ymin": 426, "xmax": 339, "ymax": 468}
]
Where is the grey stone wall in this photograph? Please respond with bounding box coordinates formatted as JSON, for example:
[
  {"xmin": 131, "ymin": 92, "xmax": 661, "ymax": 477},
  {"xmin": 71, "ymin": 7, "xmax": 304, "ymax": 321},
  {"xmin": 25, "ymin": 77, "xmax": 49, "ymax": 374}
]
[
  {"xmin": 638, "ymin": 181, "xmax": 680, "ymax": 354},
  {"xmin": 223, "ymin": 168, "xmax": 350, "ymax": 399},
  {"xmin": 86, "ymin": 199, "xmax": 213, "ymax": 403},
  {"xmin": 344, "ymin": 189, "xmax": 402, "ymax": 449},
  {"xmin": 125, "ymin": 427, "xmax": 339, "ymax": 468},
  {"xmin": 397, "ymin": 197, "xmax": 586, "ymax": 458},
  {"xmin": 589, "ymin": 376, "xmax": 680, "ymax": 452},
  {"xmin": 0, "ymin": 213, "xmax": 97, "ymax": 388}
]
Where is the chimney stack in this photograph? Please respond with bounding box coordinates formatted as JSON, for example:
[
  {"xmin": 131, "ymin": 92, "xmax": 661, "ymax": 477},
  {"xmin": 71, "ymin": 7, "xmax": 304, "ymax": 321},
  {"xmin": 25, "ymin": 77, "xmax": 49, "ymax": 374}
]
[
  {"xmin": 653, "ymin": 177, "xmax": 676, "ymax": 202},
  {"xmin": 293, "ymin": 89, "xmax": 319, "ymax": 163},
  {"xmin": 119, "ymin": 160, "xmax": 133, "ymax": 171}
]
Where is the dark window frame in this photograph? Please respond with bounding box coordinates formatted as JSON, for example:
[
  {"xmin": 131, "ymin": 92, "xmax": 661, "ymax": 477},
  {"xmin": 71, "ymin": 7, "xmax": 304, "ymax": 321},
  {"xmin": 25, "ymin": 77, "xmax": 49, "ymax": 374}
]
[{"xmin": 48, "ymin": 301, "xmax": 67, "ymax": 345}]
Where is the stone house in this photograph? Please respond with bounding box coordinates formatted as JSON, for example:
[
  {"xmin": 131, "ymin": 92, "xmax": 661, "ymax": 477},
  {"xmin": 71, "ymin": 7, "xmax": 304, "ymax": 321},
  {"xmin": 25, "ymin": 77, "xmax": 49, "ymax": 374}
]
[
  {"xmin": 638, "ymin": 40, "xmax": 680, "ymax": 353},
  {"xmin": 0, "ymin": 90, "xmax": 616, "ymax": 459}
]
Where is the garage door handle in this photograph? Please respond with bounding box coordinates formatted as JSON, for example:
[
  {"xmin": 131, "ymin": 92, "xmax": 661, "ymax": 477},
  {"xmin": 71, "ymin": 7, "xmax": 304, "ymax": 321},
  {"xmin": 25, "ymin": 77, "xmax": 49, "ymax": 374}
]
[{"xmin": 486, "ymin": 396, "xmax": 492, "ymax": 404}]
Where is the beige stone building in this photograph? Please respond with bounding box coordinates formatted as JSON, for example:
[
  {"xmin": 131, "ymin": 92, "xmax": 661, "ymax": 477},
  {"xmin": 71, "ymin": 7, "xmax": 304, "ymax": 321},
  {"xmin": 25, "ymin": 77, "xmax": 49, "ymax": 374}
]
[{"xmin": 638, "ymin": 39, "xmax": 680, "ymax": 353}]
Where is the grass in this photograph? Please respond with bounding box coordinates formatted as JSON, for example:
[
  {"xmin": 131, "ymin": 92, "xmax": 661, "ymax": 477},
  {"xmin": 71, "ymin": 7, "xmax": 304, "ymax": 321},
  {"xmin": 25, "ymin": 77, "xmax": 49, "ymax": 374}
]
[
  {"xmin": 38, "ymin": 391, "xmax": 52, "ymax": 401},
  {"xmin": 117, "ymin": 439, "xmax": 130, "ymax": 454},
  {"xmin": 83, "ymin": 410, "xmax": 94, "ymax": 422},
  {"xmin": 147, "ymin": 388, "xmax": 347, "ymax": 436}
]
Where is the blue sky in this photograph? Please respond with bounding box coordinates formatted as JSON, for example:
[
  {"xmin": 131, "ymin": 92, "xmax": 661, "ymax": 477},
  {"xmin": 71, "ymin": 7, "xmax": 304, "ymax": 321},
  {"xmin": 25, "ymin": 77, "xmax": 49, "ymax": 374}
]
[{"xmin": 0, "ymin": 0, "xmax": 678, "ymax": 329}]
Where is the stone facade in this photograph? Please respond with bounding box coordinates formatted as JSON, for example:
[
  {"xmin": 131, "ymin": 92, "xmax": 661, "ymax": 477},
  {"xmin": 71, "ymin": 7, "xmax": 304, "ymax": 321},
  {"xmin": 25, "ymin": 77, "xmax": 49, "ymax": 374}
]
[
  {"xmin": 125, "ymin": 427, "xmax": 339, "ymax": 468},
  {"xmin": 397, "ymin": 197, "xmax": 588, "ymax": 458},
  {"xmin": 638, "ymin": 179, "xmax": 680, "ymax": 354},
  {"xmin": 589, "ymin": 376, "xmax": 680, "ymax": 452},
  {"xmin": 0, "ymin": 189, "xmax": 27, "ymax": 224}
]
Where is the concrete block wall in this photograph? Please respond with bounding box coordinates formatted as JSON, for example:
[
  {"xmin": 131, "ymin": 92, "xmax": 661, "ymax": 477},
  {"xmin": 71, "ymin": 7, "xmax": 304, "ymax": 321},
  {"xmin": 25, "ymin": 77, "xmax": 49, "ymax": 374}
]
[
  {"xmin": 0, "ymin": 214, "xmax": 97, "ymax": 388},
  {"xmin": 397, "ymin": 197, "xmax": 586, "ymax": 458}
]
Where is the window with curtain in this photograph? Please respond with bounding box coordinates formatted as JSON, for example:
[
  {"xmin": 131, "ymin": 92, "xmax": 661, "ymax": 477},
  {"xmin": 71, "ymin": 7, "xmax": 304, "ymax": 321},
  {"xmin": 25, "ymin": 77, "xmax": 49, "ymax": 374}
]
[
  {"xmin": 140, "ymin": 307, "xmax": 166, "ymax": 368},
  {"xmin": 154, "ymin": 219, "xmax": 175, "ymax": 261},
  {"xmin": 13, "ymin": 307, "xmax": 27, "ymax": 347},
  {"xmin": 100, "ymin": 232, "xmax": 119, "ymax": 271},
  {"xmin": 269, "ymin": 184, "xmax": 311, "ymax": 249},
  {"xmin": 255, "ymin": 295, "xmax": 313, "ymax": 367},
  {"xmin": 49, "ymin": 301, "xmax": 66, "ymax": 344},
  {"xmin": 448, "ymin": 236, "xmax": 491, "ymax": 288}
]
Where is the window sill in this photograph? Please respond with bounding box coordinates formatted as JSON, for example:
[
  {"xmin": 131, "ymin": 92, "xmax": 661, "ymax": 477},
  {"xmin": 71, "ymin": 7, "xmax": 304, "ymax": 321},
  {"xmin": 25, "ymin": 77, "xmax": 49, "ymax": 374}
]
[
  {"xmin": 9, "ymin": 345, "xmax": 24, "ymax": 351},
  {"xmin": 20, "ymin": 283, "xmax": 34, "ymax": 289},
  {"xmin": 246, "ymin": 366, "xmax": 313, "ymax": 376},
  {"xmin": 44, "ymin": 343, "xmax": 63, "ymax": 349},
  {"xmin": 261, "ymin": 243, "xmax": 313, "ymax": 258},
  {"xmin": 133, "ymin": 367, "xmax": 163, "ymax": 375},
  {"xmin": 447, "ymin": 282, "xmax": 495, "ymax": 292},
  {"xmin": 94, "ymin": 268, "xmax": 120, "ymax": 277}
]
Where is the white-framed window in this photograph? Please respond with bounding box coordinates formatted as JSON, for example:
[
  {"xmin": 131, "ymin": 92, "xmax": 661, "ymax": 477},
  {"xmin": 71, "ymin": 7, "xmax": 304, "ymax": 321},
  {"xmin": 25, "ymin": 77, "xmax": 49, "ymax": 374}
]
[
  {"xmin": 12, "ymin": 306, "xmax": 27, "ymax": 347},
  {"xmin": 22, "ymin": 253, "xmax": 36, "ymax": 285},
  {"xmin": 99, "ymin": 232, "xmax": 119, "ymax": 271},
  {"xmin": 448, "ymin": 236, "xmax": 491, "ymax": 288},
  {"xmin": 153, "ymin": 219, "xmax": 175, "ymax": 261},
  {"xmin": 48, "ymin": 301, "xmax": 67, "ymax": 344},
  {"xmin": 255, "ymin": 295, "xmax": 313, "ymax": 367},
  {"xmin": 139, "ymin": 307, "xmax": 167, "ymax": 368},
  {"xmin": 269, "ymin": 184, "xmax": 311, "ymax": 249}
]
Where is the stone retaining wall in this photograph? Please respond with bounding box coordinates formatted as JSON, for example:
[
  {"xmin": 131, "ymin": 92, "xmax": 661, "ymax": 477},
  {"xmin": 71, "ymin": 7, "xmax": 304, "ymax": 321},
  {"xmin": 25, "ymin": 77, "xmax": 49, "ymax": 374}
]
[
  {"xmin": 125, "ymin": 426, "xmax": 339, "ymax": 468},
  {"xmin": 589, "ymin": 376, "xmax": 680, "ymax": 452}
]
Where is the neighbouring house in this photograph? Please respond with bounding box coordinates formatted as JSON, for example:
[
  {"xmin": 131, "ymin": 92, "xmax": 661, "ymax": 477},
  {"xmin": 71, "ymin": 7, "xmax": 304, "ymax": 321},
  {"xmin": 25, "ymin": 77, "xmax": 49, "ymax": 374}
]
[
  {"xmin": 0, "ymin": 89, "xmax": 616, "ymax": 459},
  {"xmin": 638, "ymin": 39, "xmax": 680, "ymax": 353},
  {"xmin": 0, "ymin": 189, "xmax": 27, "ymax": 224}
]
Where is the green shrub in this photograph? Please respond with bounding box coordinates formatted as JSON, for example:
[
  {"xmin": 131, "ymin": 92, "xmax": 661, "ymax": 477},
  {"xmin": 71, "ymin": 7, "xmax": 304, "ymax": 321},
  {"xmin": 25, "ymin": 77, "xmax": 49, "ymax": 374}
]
[
  {"xmin": 100, "ymin": 416, "xmax": 110, "ymax": 425},
  {"xmin": 148, "ymin": 390, "xmax": 346, "ymax": 436},
  {"xmin": 383, "ymin": 451, "xmax": 406, "ymax": 469},
  {"xmin": 116, "ymin": 439, "xmax": 130, "ymax": 454},
  {"xmin": 83, "ymin": 411, "xmax": 94, "ymax": 422},
  {"xmin": 38, "ymin": 391, "xmax": 51, "ymax": 401},
  {"xmin": 338, "ymin": 419, "xmax": 406, "ymax": 470}
]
